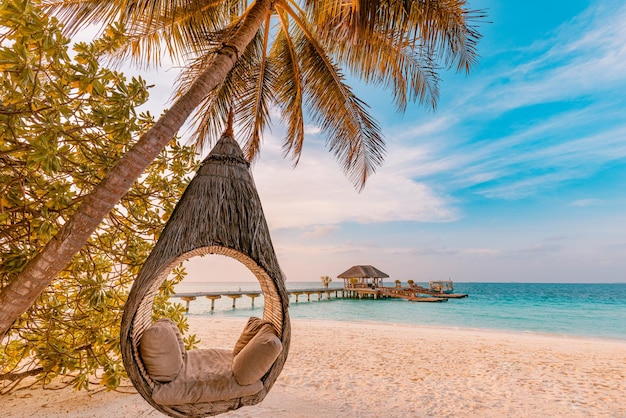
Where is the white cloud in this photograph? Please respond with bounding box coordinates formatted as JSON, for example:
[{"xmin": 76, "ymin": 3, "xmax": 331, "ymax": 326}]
[
  {"xmin": 462, "ymin": 248, "xmax": 501, "ymax": 256},
  {"xmin": 252, "ymin": 135, "xmax": 459, "ymax": 230},
  {"xmin": 571, "ymin": 199, "xmax": 604, "ymax": 207},
  {"xmin": 301, "ymin": 224, "xmax": 340, "ymax": 238},
  {"xmin": 389, "ymin": 2, "xmax": 626, "ymax": 201},
  {"xmin": 476, "ymin": 4, "xmax": 626, "ymax": 115},
  {"xmin": 303, "ymin": 124, "xmax": 322, "ymax": 135}
]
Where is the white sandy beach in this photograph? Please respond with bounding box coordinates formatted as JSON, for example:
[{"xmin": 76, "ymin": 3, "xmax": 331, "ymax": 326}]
[{"xmin": 3, "ymin": 316, "xmax": 626, "ymax": 417}]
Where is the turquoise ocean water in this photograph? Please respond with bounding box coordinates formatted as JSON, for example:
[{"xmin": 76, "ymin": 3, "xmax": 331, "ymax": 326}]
[{"xmin": 173, "ymin": 281, "xmax": 626, "ymax": 341}]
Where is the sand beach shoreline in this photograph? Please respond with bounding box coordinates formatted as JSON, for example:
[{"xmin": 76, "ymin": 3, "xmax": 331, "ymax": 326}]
[{"xmin": 3, "ymin": 317, "xmax": 626, "ymax": 417}]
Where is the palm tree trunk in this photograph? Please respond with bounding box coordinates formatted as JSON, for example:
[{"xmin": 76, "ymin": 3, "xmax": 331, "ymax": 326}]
[{"xmin": 0, "ymin": 0, "xmax": 275, "ymax": 339}]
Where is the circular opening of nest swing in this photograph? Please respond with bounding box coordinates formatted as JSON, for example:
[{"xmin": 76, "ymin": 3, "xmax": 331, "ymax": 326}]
[{"xmin": 121, "ymin": 245, "xmax": 290, "ymax": 417}]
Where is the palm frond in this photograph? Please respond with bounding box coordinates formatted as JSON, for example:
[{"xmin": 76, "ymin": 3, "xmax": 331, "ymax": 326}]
[
  {"xmin": 42, "ymin": 0, "xmax": 241, "ymax": 66},
  {"xmin": 327, "ymin": 28, "xmax": 440, "ymax": 111},
  {"xmin": 118, "ymin": 3, "xmax": 234, "ymax": 66},
  {"xmin": 305, "ymin": 0, "xmax": 483, "ymax": 74},
  {"xmin": 287, "ymin": 7, "xmax": 385, "ymax": 190},
  {"xmin": 237, "ymin": 13, "xmax": 275, "ymax": 162},
  {"xmin": 271, "ymin": 5, "xmax": 305, "ymax": 164},
  {"xmin": 177, "ymin": 28, "xmax": 267, "ymax": 153},
  {"xmin": 403, "ymin": 0, "xmax": 484, "ymax": 73},
  {"xmin": 41, "ymin": 0, "xmax": 125, "ymax": 34}
]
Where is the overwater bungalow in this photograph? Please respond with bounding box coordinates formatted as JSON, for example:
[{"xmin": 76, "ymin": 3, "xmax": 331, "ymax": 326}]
[{"xmin": 337, "ymin": 265, "xmax": 389, "ymax": 289}]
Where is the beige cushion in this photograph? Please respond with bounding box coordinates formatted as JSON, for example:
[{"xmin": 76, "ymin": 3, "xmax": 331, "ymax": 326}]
[
  {"xmin": 233, "ymin": 317, "xmax": 271, "ymax": 356},
  {"xmin": 155, "ymin": 317, "xmax": 186, "ymax": 355},
  {"xmin": 139, "ymin": 319, "xmax": 184, "ymax": 383},
  {"xmin": 232, "ymin": 324, "xmax": 282, "ymax": 386},
  {"xmin": 151, "ymin": 349, "xmax": 263, "ymax": 405}
]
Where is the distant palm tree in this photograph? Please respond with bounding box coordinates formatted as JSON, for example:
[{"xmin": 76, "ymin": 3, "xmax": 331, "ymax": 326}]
[
  {"xmin": 0, "ymin": 0, "xmax": 483, "ymax": 336},
  {"xmin": 320, "ymin": 275, "xmax": 332, "ymax": 288}
]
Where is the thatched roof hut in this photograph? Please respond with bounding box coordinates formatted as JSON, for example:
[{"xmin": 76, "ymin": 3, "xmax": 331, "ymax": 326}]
[{"xmin": 337, "ymin": 265, "xmax": 389, "ymax": 288}]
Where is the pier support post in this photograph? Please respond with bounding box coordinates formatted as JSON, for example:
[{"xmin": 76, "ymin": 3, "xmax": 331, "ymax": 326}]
[
  {"xmin": 205, "ymin": 295, "xmax": 221, "ymax": 311},
  {"xmin": 245, "ymin": 293, "xmax": 261, "ymax": 307},
  {"xmin": 226, "ymin": 294, "xmax": 242, "ymax": 308},
  {"xmin": 180, "ymin": 296, "xmax": 196, "ymax": 313}
]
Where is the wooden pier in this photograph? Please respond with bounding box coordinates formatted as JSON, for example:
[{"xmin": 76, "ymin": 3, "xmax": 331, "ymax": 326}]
[
  {"xmin": 172, "ymin": 285, "xmax": 467, "ymax": 312},
  {"xmin": 344, "ymin": 285, "xmax": 468, "ymax": 302},
  {"xmin": 173, "ymin": 288, "xmax": 345, "ymax": 312}
]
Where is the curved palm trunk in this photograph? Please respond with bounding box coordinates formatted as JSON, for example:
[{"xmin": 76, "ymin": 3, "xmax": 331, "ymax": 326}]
[{"xmin": 0, "ymin": 0, "xmax": 276, "ymax": 338}]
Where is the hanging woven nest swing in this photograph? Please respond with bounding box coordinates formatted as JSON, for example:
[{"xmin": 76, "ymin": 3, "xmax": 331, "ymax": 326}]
[{"xmin": 120, "ymin": 123, "xmax": 290, "ymax": 417}]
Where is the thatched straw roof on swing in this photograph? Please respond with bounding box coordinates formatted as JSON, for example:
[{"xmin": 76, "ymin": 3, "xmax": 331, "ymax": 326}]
[{"xmin": 120, "ymin": 126, "xmax": 290, "ymax": 417}]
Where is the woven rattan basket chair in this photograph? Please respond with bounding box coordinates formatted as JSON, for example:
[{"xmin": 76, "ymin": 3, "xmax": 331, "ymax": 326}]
[{"xmin": 120, "ymin": 128, "xmax": 290, "ymax": 417}]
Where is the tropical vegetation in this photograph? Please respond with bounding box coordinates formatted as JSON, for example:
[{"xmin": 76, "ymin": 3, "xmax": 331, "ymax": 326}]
[
  {"xmin": 320, "ymin": 275, "xmax": 332, "ymax": 288},
  {"xmin": 0, "ymin": 1, "xmax": 197, "ymax": 391}
]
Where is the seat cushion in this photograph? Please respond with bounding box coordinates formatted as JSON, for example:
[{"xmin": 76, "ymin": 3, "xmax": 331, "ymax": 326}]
[
  {"xmin": 233, "ymin": 317, "xmax": 272, "ymax": 356},
  {"xmin": 151, "ymin": 348, "xmax": 263, "ymax": 405},
  {"xmin": 232, "ymin": 324, "xmax": 282, "ymax": 386},
  {"xmin": 139, "ymin": 318, "xmax": 185, "ymax": 383}
]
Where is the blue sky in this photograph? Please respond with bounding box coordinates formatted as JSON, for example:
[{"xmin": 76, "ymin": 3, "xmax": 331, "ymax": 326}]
[{"xmin": 133, "ymin": 1, "xmax": 626, "ymax": 283}]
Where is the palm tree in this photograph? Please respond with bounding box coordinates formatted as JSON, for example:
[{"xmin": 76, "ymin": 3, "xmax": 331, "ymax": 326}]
[
  {"xmin": 320, "ymin": 275, "xmax": 332, "ymax": 288},
  {"xmin": 0, "ymin": 0, "xmax": 482, "ymax": 336}
]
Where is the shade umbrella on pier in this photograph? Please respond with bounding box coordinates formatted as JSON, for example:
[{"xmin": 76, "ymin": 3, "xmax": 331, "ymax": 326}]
[{"xmin": 120, "ymin": 115, "xmax": 290, "ymax": 417}]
